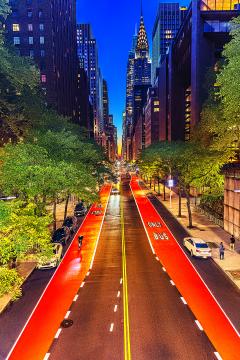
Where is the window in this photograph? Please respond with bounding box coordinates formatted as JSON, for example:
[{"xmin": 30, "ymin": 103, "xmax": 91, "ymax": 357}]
[
  {"xmin": 29, "ymin": 50, "xmax": 34, "ymax": 58},
  {"xmin": 27, "ymin": 10, "xmax": 33, "ymax": 17},
  {"xmin": 13, "ymin": 36, "xmax": 20, "ymax": 45},
  {"xmin": 39, "ymin": 36, "xmax": 44, "ymax": 44},
  {"xmin": 28, "ymin": 23, "xmax": 33, "ymax": 31},
  {"xmin": 28, "ymin": 36, "xmax": 33, "ymax": 44},
  {"xmin": 41, "ymin": 74, "xmax": 46, "ymax": 83},
  {"xmin": 12, "ymin": 23, "xmax": 20, "ymax": 32},
  {"xmin": 39, "ymin": 23, "xmax": 44, "ymax": 31},
  {"xmin": 38, "ymin": 10, "xmax": 43, "ymax": 17},
  {"xmin": 40, "ymin": 50, "xmax": 45, "ymax": 57}
]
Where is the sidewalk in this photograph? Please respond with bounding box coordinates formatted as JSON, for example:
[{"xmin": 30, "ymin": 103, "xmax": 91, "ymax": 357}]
[{"xmin": 146, "ymin": 183, "xmax": 240, "ymax": 289}]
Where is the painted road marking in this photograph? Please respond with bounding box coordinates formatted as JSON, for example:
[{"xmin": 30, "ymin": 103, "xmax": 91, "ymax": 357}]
[
  {"xmin": 155, "ymin": 256, "xmax": 159, "ymax": 261},
  {"xmin": 170, "ymin": 280, "xmax": 175, "ymax": 286},
  {"xmin": 86, "ymin": 271, "xmax": 90, "ymax": 276},
  {"xmin": 162, "ymin": 267, "xmax": 166, "ymax": 272},
  {"xmin": 114, "ymin": 305, "xmax": 118, "ymax": 312},
  {"xmin": 117, "ymin": 291, "xmax": 120, "ymax": 298},
  {"xmin": 65, "ymin": 311, "xmax": 71, "ymax": 319},
  {"xmin": 214, "ymin": 352, "xmax": 222, "ymax": 360},
  {"xmin": 80, "ymin": 282, "xmax": 85, "ymax": 288},
  {"xmin": 110, "ymin": 323, "xmax": 114, "ymax": 332},
  {"xmin": 43, "ymin": 353, "xmax": 50, "ymax": 360},
  {"xmin": 54, "ymin": 328, "xmax": 62, "ymax": 339},
  {"xmin": 120, "ymin": 278, "xmax": 123, "ymax": 284},
  {"xmin": 121, "ymin": 188, "xmax": 131, "ymax": 360},
  {"xmin": 180, "ymin": 297, "xmax": 187, "ymax": 305},
  {"xmin": 73, "ymin": 295, "xmax": 78, "ymax": 302},
  {"xmin": 195, "ymin": 320, "xmax": 203, "ymax": 331}
]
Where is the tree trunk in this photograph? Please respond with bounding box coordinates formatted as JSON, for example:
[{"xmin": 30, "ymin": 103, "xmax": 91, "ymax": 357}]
[
  {"xmin": 157, "ymin": 177, "xmax": 160, "ymax": 195},
  {"xmin": 64, "ymin": 194, "xmax": 70, "ymax": 220},
  {"xmin": 53, "ymin": 199, "xmax": 57, "ymax": 232},
  {"xmin": 154, "ymin": 178, "xmax": 156, "ymax": 192},
  {"xmin": 178, "ymin": 187, "xmax": 182, "ymax": 217},
  {"xmin": 185, "ymin": 190, "xmax": 193, "ymax": 228},
  {"xmin": 163, "ymin": 182, "xmax": 166, "ymax": 201},
  {"xmin": 11, "ymin": 256, "xmax": 17, "ymax": 269},
  {"xmin": 150, "ymin": 178, "xmax": 152, "ymax": 188}
]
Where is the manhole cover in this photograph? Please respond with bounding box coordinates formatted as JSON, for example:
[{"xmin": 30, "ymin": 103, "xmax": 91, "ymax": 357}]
[{"xmin": 61, "ymin": 319, "xmax": 73, "ymax": 328}]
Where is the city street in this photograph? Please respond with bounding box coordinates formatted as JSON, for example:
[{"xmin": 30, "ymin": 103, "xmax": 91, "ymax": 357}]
[{"xmin": 47, "ymin": 178, "xmax": 216, "ymax": 360}]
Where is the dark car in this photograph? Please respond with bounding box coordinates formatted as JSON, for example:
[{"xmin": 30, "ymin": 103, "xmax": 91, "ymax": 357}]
[
  {"xmin": 52, "ymin": 227, "xmax": 70, "ymax": 245},
  {"xmin": 74, "ymin": 203, "xmax": 88, "ymax": 217},
  {"xmin": 63, "ymin": 216, "xmax": 77, "ymax": 233}
]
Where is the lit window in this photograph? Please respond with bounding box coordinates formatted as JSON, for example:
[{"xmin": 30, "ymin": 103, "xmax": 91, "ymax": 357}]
[
  {"xmin": 28, "ymin": 23, "xmax": 33, "ymax": 31},
  {"xmin": 13, "ymin": 36, "xmax": 20, "ymax": 45},
  {"xmin": 154, "ymin": 101, "xmax": 159, "ymax": 106},
  {"xmin": 12, "ymin": 23, "xmax": 20, "ymax": 31},
  {"xmin": 154, "ymin": 108, "xmax": 160, "ymax": 112},
  {"xmin": 28, "ymin": 36, "xmax": 33, "ymax": 44},
  {"xmin": 41, "ymin": 74, "xmax": 46, "ymax": 83},
  {"xmin": 39, "ymin": 23, "xmax": 44, "ymax": 31},
  {"xmin": 40, "ymin": 50, "xmax": 45, "ymax": 57},
  {"xmin": 29, "ymin": 50, "xmax": 34, "ymax": 58},
  {"xmin": 27, "ymin": 10, "xmax": 32, "ymax": 17},
  {"xmin": 40, "ymin": 36, "xmax": 44, "ymax": 44},
  {"xmin": 38, "ymin": 10, "xmax": 43, "ymax": 18}
]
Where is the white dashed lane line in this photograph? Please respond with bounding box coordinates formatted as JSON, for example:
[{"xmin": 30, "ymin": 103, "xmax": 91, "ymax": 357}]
[
  {"xmin": 180, "ymin": 297, "xmax": 187, "ymax": 305},
  {"xmin": 43, "ymin": 353, "xmax": 50, "ymax": 360},
  {"xmin": 65, "ymin": 311, "xmax": 71, "ymax": 319},
  {"xmin": 170, "ymin": 280, "xmax": 175, "ymax": 286},
  {"xmin": 117, "ymin": 291, "xmax": 120, "ymax": 298},
  {"xmin": 54, "ymin": 328, "xmax": 62, "ymax": 339},
  {"xmin": 73, "ymin": 295, "xmax": 78, "ymax": 302},
  {"xmin": 114, "ymin": 305, "xmax": 118, "ymax": 312},
  {"xmin": 162, "ymin": 267, "xmax": 166, "ymax": 272},
  {"xmin": 80, "ymin": 282, "xmax": 85, "ymax": 288},
  {"xmin": 195, "ymin": 320, "xmax": 203, "ymax": 331},
  {"xmin": 109, "ymin": 323, "xmax": 114, "ymax": 332},
  {"xmin": 214, "ymin": 352, "xmax": 222, "ymax": 360}
]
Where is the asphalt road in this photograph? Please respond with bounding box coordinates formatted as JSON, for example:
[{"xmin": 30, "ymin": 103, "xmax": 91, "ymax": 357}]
[
  {"xmin": 48, "ymin": 179, "xmax": 215, "ymax": 360},
  {"xmin": 49, "ymin": 192, "xmax": 124, "ymax": 360},
  {"xmin": 0, "ymin": 217, "xmax": 84, "ymax": 360},
  {"xmin": 140, "ymin": 182, "xmax": 240, "ymax": 332}
]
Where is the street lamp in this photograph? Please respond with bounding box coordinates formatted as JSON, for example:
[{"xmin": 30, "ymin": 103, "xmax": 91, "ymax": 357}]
[{"xmin": 167, "ymin": 178, "xmax": 174, "ymax": 208}]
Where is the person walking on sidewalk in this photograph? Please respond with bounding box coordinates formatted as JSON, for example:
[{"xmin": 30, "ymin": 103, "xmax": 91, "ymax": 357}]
[
  {"xmin": 230, "ymin": 235, "xmax": 235, "ymax": 251},
  {"xmin": 219, "ymin": 242, "xmax": 225, "ymax": 260}
]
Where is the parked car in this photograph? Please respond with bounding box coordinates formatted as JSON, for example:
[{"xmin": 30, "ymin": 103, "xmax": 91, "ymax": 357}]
[
  {"xmin": 183, "ymin": 237, "xmax": 212, "ymax": 258},
  {"xmin": 37, "ymin": 243, "xmax": 63, "ymax": 270},
  {"xmin": 63, "ymin": 216, "xmax": 77, "ymax": 233},
  {"xmin": 111, "ymin": 187, "xmax": 120, "ymax": 195},
  {"xmin": 52, "ymin": 227, "xmax": 70, "ymax": 245},
  {"xmin": 74, "ymin": 203, "xmax": 88, "ymax": 217}
]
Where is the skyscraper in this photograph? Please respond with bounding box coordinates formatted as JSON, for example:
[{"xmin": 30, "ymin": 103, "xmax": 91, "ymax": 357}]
[
  {"xmin": 152, "ymin": 3, "xmax": 186, "ymax": 83},
  {"xmin": 6, "ymin": 0, "xmax": 80, "ymax": 121},
  {"xmin": 123, "ymin": 7, "xmax": 151, "ymax": 160},
  {"xmin": 77, "ymin": 24, "xmax": 101, "ymax": 140}
]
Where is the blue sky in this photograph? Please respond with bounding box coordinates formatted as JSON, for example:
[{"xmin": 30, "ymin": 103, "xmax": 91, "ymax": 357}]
[{"xmin": 76, "ymin": 0, "xmax": 188, "ymax": 141}]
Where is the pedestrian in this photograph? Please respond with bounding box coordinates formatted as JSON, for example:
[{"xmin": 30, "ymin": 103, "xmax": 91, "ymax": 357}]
[
  {"xmin": 219, "ymin": 242, "xmax": 225, "ymax": 260},
  {"xmin": 230, "ymin": 235, "xmax": 235, "ymax": 251}
]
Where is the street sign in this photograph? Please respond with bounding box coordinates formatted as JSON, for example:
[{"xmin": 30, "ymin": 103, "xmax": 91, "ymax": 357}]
[{"xmin": 168, "ymin": 179, "xmax": 174, "ymax": 188}]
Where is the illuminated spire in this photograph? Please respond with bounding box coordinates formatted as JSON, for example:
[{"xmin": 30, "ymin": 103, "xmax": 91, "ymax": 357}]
[{"xmin": 136, "ymin": 7, "xmax": 149, "ymax": 54}]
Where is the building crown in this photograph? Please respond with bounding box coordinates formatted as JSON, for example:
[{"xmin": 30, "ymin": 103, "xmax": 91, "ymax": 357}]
[{"xmin": 136, "ymin": 14, "xmax": 149, "ymax": 54}]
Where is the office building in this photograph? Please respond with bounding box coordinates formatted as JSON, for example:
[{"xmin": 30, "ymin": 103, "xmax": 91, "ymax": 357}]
[
  {"xmin": 6, "ymin": 0, "xmax": 80, "ymax": 121},
  {"xmin": 152, "ymin": 2, "xmax": 186, "ymax": 83},
  {"xmin": 157, "ymin": 0, "xmax": 240, "ymax": 142},
  {"xmin": 144, "ymin": 87, "xmax": 160, "ymax": 147}
]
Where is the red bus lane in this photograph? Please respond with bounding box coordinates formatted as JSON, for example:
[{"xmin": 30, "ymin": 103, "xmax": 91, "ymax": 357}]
[
  {"xmin": 130, "ymin": 176, "xmax": 240, "ymax": 360},
  {"xmin": 7, "ymin": 184, "xmax": 111, "ymax": 360}
]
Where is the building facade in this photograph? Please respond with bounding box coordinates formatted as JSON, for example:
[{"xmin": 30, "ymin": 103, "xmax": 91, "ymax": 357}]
[
  {"xmin": 152, "ymin": 2, "xmax": 186, "ymax": 83},
  {"xmin": 122, "ymin": 9, "xmax": 151, "ymax": 161},
  {"xmin": 144, "ymin": 87, "xmax": 160, "ymax": 148},
  {"xmin": 157, "ymin": 0, "xmax": 240, "ymax": 142},
  {"xmin": 77, "ymin": 24, "xmax": 102, "ymax": 140},
  {"xmin": 6, "ymin": 0, "xmax": 80, "ymax": 121}
]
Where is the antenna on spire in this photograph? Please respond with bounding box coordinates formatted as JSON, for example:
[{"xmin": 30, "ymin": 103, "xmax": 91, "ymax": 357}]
[{"xmin": 140, "ymin": 0, "xmax": 143, "ymax": 16}]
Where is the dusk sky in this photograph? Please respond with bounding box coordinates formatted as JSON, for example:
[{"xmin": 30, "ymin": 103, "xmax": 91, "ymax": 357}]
[{"xmin": 76, "ymin": 0, "xmax": 188, "ymax": 141}]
